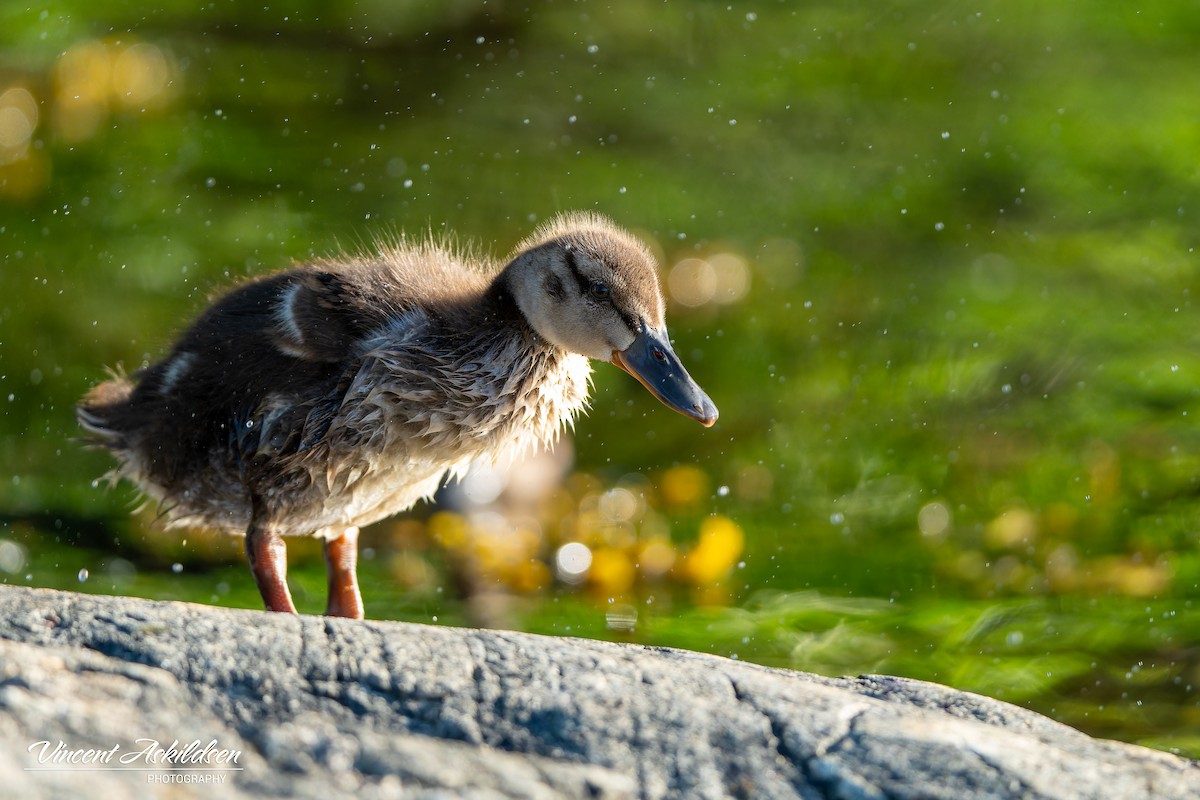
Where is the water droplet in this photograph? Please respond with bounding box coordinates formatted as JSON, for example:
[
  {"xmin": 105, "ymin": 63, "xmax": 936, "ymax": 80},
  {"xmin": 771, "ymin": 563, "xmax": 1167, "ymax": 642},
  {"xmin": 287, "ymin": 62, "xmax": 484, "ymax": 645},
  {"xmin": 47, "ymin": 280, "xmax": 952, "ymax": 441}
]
[
  {"xmin": 77, "ymin": 568, "xmax": 89, "ymax": 583},
  {"xmin": 172, "ymin": 562, "xmax": 183, "ymax": 574}
]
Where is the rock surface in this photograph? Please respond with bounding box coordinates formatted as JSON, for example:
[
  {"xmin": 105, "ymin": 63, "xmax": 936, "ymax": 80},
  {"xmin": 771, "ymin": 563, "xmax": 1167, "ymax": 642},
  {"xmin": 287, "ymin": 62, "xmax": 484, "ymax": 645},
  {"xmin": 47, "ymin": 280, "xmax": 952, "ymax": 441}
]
[{"xmin": 0, "ymin": 585, "xmax": 1195, "ymax": 799}]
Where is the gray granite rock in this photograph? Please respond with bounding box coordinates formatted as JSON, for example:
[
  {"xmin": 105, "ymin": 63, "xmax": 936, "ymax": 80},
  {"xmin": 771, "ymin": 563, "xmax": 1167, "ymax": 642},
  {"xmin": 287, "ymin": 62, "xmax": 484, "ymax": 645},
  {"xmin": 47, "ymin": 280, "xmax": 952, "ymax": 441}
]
[{"xmin": 0, "ymin": 585, "xmax": 1194, "ymax": 799}]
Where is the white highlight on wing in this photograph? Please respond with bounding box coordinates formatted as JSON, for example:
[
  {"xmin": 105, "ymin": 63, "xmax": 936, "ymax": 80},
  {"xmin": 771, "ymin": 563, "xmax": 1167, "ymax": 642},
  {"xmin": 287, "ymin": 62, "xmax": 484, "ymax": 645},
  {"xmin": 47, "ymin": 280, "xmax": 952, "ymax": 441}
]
[
  {"xmin": 276, "ymin": 281, "xmax": 306, "ymax": 345},
  {"xmin": 159, "ymin": 351, "xmax": 196, "ymax": 394}
]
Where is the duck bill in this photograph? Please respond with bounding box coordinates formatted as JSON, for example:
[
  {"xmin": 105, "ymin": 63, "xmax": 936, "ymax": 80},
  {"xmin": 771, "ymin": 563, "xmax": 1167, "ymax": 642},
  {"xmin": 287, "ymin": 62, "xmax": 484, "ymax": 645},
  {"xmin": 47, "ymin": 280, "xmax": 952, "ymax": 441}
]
[{"xmin": 610, "ymin": 327, "xmax": 719, "ymax": 427}]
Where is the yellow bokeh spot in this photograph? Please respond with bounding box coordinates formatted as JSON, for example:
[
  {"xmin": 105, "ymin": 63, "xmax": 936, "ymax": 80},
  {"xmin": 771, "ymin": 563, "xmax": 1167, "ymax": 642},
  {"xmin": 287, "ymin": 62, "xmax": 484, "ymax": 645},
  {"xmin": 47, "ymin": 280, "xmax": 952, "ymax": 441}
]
[
  {"xmin": 709, "ymin": 252, "xmax": 751, "ymax": 305},
  {"xmin": 985, "ymin": 508, "xmax": 1037, "ymax": 549},
  {"xmin": 0, "ymin": 86, "xmax": 38, "ymax": 151},
  {"xmin": 637, "ymin": 537, "xmax": 677, "ymax": 579},
  {"xmin": 683, "ymin": 515, "xmax": 744, "ymax": 585},
  {"xmin": 571, "ymin": 508, "xmax": 604, "ymax": 544},
  {"xmin": 54, "ymin": 40, "xmax": 112, "ymax": 141},
  {"xmin": 112, "ymin": 42, "xmax": 171, "ymax": 107},
  {"xmin": 1089, "ymin": 556, "xmax": 1172, "ymax": 597},
  {"xmin": 53, "ymin": 38, "xmax": 174, "ymax": 142},
  {"xmin": 56, "ymin": 40, "xmax": 112, "ymax": 104},
  {"xmin": 660, "ymin": 465, "xmax": 709, "ymax": 508},
  {"xmin": 427, "ymin": 511, "xmax": 469, "ymax": 551},
  {"xmin": 588, "ymin": 546, "xmax": 636, "ymax": 595},
  {"xmin": 691, "ymin": 583, "xmax": 733, "ymax": 608},
  {"xmin": 668, "ymin": 257, "xmax": 717, "ymax": 307},
  {"xmin": 1115, "ymin": 563, "xmax": 1170, "ymax": 597},
  {"xmin": 543, "ymin": 486, "xmax": 578, "ymax": 524},
  {"xmin": 598, "ymin": 521, "xmax": 637, "ymax": 549},
  {"xmin": 462, "ymin": 522, "xmax": 544, "ymax": 586},
  {"xmin": 512, "ymin": 560, "xmax": 551, "ymax": 593},
  {"xmin": 471, "ymin": 532, "xmax": 505, "ymax": 573},
  {"xmin": 0, "ymin": 148, "xmax": 48, "ymax": 199}
]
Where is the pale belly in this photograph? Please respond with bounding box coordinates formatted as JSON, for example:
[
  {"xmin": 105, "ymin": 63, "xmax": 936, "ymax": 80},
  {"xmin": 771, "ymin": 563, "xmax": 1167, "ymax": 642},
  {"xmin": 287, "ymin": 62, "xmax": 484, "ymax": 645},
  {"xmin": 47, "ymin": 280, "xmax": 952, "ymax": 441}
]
[
  {"xmin": 238, "ymin": 452, "xmax": 462, "ymax": 540},
  {"xmin": 152, "ymin": 453, "xmax": 457, "ymax": 540},
  {"xmin": 305, "ymin": 460, "xmax": 450, "ymax": 539}
]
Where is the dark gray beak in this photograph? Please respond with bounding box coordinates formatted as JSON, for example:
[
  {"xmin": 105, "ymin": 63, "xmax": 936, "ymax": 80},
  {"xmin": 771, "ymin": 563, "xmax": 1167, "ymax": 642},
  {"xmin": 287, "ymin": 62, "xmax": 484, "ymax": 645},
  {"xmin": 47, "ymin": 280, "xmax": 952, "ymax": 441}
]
[{"xmin": 611, "ymin": 326, "xmax": 718, "ymax": 427}]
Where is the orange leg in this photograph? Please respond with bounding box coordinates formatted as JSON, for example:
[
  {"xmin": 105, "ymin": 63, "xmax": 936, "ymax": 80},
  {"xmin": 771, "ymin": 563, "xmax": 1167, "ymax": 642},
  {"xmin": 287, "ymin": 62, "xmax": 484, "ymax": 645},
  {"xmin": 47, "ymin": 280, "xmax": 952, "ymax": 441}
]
[
  {"xmin": 324, "ymin": 526, "xmax": 363, "ymax": 619},
  {"xmin": 245, "ymin": 522, "xmax": 298, "ymax": 614}
]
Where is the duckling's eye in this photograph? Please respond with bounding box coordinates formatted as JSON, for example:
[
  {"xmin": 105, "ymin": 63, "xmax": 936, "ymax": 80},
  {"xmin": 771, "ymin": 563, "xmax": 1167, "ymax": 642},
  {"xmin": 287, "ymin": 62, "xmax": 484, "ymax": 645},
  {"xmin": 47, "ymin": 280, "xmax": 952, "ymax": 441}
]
[{"xmin": 589, "ymin": 282, "xmax": 611, "ymax": 301}]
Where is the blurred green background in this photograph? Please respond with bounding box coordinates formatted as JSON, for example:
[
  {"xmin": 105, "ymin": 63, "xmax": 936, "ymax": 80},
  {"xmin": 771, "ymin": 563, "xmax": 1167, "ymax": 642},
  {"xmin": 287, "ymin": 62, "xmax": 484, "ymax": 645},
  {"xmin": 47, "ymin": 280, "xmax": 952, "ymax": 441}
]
[{"xmin": 2, "ymin": 0, "xmax": 1198, "ymax": 757}]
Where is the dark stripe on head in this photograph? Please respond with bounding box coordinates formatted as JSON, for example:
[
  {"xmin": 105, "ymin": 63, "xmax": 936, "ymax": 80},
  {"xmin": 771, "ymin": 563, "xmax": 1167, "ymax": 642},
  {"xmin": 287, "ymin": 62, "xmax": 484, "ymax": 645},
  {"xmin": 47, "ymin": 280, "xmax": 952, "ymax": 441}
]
[
  {"xmin": 564, "ymin": 245, "xmax": 640, "ymax": 335},
  {"xmin": 605, "ymin": 261, "xmax": 639, "ymax": 331},
  {"xmin": 562, "ymin": 247, "xmax": 591, "ymax": 295},
  {"xmin": 545, "ymin": 272, "xmax": 565, "ymax": 301}
]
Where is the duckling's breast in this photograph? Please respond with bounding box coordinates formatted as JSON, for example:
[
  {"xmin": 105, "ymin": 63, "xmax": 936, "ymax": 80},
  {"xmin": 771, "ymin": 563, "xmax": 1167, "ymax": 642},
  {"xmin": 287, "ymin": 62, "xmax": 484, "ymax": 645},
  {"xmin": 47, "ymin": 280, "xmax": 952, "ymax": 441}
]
[{"xmin": 259, "ymin": 314, "xmax": 592, "ymax": 536}]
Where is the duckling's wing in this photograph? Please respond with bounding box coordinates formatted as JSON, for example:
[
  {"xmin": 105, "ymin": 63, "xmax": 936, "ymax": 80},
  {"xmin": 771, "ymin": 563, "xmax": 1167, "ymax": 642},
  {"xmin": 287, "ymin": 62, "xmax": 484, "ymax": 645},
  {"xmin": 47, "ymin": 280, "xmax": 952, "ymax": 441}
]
[{"xmin": 271, "ymin": 269, "xmax": 395, "ymax": 363}]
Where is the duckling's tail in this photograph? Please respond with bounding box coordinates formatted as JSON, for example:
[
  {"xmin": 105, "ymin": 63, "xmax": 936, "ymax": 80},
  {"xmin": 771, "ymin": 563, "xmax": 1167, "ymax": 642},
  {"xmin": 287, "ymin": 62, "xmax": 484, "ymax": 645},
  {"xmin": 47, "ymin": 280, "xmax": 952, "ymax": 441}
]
[{"xmin": 77, "ymin": 368, "xmax": 135, "ymax": 447}]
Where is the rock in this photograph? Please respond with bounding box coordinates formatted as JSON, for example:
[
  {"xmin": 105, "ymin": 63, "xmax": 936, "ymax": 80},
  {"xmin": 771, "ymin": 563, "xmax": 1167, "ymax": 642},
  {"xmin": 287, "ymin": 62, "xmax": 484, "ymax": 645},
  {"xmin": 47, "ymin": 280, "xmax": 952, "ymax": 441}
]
[{"xmin": 0, "ymin": 585, "xmax": 1194, "ymax": 799}]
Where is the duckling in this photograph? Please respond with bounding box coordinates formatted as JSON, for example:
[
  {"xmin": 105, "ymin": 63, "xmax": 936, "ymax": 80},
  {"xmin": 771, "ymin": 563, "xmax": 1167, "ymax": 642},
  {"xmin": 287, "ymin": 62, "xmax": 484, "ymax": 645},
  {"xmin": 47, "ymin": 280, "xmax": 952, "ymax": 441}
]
[{"xmin": 78, "ymin": 212, "xmax": 717, "ymax": 619}]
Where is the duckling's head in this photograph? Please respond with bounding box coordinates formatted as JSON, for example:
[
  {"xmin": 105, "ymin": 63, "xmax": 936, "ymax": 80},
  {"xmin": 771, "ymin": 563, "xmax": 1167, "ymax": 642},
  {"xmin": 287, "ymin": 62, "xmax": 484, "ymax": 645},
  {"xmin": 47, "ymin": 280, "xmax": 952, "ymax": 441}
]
[{"xmin": 504, "ymin": 212, "xmax": 718, "ymax": 427}]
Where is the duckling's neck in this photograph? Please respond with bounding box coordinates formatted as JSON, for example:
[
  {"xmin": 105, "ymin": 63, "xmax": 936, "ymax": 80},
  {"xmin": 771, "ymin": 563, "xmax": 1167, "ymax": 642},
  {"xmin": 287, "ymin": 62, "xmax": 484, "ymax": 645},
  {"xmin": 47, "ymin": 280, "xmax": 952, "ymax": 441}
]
[
  {"xmin": 480, "ymin": 270, "xmax": 525, "ymax": 330},
  {"xmin": 344, "ymin": 271, "xmax": 591, "ymax": 466},
  {"xmin": 478, "ymin": 268, "xmax": 567, "ymax": 359}
]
